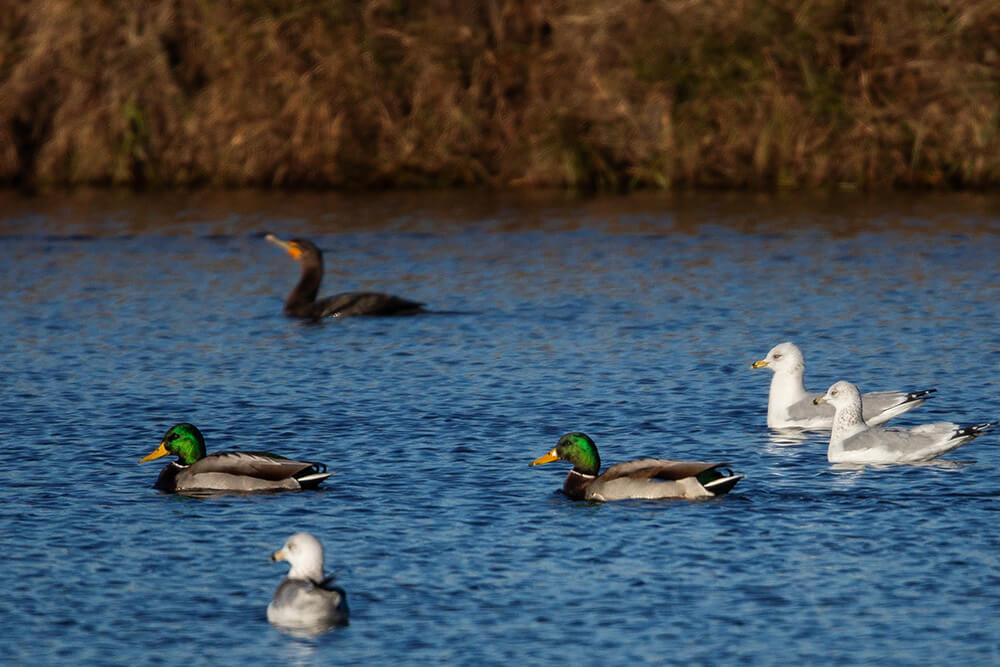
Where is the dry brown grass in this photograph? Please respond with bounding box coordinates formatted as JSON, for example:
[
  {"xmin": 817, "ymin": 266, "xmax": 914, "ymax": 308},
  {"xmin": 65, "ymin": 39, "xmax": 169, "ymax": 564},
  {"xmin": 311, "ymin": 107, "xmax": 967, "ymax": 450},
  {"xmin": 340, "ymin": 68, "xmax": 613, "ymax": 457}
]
[{"xmin": 1, "ymin": 0, "xmax": 997, "ymax": 190}]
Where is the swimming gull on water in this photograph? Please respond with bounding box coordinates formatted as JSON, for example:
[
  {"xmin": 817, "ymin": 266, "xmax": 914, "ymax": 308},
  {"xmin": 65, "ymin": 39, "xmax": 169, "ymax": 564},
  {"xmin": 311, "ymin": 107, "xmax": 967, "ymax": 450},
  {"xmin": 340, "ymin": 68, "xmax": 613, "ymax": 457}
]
[
  {"xmin": 814, "ymin": 380, "xmax": 994, "ymax": 464},
  {"xmin": 267, "ymin": 532, "xmax": 349, "ymax": 632},
  {"xmin": 751, "ymin": 342, "xmax": 934, "ymax": 430}
]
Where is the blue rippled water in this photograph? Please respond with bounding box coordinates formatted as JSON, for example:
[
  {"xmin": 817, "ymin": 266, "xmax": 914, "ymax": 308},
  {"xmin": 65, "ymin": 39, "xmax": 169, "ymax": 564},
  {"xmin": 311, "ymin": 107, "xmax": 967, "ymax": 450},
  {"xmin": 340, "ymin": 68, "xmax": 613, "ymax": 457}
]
[{"xmin": 2, "ymin": 190, "xmax": 999, "ymax": 665}]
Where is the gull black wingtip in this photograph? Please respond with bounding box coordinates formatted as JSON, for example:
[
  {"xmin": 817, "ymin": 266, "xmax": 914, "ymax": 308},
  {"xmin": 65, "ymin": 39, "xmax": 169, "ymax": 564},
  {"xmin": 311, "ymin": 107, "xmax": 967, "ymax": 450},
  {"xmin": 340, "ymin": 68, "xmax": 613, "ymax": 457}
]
[
  {"xmin": 905, "ymin": 388, "xmax": 937, "ymax": 402},
  {"xmin": 954, "ymin": 422, "xmax": 995, "ymax": 438}
]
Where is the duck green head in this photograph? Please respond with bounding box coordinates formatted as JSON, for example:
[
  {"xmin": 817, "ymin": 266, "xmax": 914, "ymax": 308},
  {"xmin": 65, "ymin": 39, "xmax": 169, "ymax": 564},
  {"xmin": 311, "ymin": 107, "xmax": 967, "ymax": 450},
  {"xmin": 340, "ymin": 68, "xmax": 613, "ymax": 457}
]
[
  {"xmin": 139, "ymin": 423, "xmax": 207, "ymax": 466},
  {"xmin": 530, "ymin": 432, "xmax": 601, "ymax": 475}
]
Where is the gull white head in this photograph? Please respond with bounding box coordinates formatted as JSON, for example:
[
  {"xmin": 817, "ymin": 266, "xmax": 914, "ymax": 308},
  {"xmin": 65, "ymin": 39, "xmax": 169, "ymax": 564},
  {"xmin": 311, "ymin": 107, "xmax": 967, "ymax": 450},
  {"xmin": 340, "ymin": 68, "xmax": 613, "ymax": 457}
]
[
  {"xmin": 271, "ymin": 532, "xmax": 326, "ymax": 583},
  {"xmin": 752, "ymin": 342, "xmax": 811, "ymax": 427},
  {"xmin": 815, "ymin": 380, "xmax": 862, "ymax": 410},
  {"xmin": 752, "ymin": 342, "xmax": 806, "ymax": 376},
  {"xmin": 814, "ymin": 380, "xmax": 868, "ymax": 443}
]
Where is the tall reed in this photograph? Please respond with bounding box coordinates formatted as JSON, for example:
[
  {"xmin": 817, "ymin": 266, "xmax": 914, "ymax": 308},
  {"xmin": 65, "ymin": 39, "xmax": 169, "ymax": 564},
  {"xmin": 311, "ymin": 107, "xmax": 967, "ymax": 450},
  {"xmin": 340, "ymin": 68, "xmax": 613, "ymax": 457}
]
[{"xmin": 1, "ymin": 0, "xmax": 997, "ymax": 190}]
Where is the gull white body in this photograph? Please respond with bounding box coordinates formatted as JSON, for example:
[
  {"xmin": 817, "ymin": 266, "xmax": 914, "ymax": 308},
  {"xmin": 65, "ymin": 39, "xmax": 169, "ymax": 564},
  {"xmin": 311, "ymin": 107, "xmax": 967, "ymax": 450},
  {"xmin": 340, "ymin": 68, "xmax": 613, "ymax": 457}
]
[
  {"xmin": 816, "ymin": 381, "xmax": 993, "ymax": 464},
  {"xmin": 267, "ymin": 532, "xmax": 348, "ymax": 631},
  {"xmin": 752, "ymin": 342, "xmax": 934, "ymax": 430}
]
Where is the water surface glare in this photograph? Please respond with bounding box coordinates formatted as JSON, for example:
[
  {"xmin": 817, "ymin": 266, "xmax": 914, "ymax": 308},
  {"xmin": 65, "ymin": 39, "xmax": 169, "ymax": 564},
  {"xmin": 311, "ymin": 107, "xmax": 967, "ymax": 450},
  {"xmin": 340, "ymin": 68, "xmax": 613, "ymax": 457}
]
[{"xmin": 2, "ymin": 191, "xmax": 999, "ymax": 665}]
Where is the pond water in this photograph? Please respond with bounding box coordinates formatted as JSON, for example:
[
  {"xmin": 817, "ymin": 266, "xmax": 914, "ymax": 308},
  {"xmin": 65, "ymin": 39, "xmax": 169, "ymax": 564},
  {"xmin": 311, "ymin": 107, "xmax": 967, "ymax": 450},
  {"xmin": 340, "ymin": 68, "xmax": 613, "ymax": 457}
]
[{"xmin": 2, "ymin": 189, "xmax": 999, "ymax": 665}]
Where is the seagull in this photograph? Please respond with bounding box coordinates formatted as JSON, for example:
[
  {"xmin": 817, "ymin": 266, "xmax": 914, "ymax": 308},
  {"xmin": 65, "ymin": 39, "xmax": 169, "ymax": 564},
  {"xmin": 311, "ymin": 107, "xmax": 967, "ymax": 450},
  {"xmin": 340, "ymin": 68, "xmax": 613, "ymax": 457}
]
[
  {"xmin": 267, "ymin": 532, "xmax": 349, "ymax": 632},
  {"xmin": 814, "ymin": 380, "xmax": 993, "ymax": 464},
  {"xmin": 751, "ymin": 342, "xmax": 934, "ymax": 429}
]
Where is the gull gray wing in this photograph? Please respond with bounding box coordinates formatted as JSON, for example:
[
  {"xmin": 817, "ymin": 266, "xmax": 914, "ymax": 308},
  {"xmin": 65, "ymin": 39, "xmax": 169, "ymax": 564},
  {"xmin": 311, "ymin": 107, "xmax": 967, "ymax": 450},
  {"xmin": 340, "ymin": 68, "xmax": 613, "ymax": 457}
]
[
  {"xmin": 838, "ymin": 422, "xmax": 966, "ymax": 462},
  {"xmin": 860, "ymin": 389, "xmax": 936, "ymax": 426},
  {"xmin": 268, "ymin": 578, "xmax": 349, "ymax": 628},
  {"xmin": 785, "ymin": 394, "xmax": 833, "ymax": 421}
]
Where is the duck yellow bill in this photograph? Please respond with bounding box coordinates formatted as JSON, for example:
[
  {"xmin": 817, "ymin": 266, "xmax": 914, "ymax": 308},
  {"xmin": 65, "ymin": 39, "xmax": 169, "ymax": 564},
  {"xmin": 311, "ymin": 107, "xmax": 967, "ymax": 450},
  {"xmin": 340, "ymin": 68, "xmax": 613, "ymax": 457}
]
[
  {"xmin": 750, "ymin": 359, "xmax": 768, "ymax": 369},
  {"xmin": 530, "ymin": 448, "xmax": 560, "ymax": 467},
  {"xmin": 265, "ymin": 234, "xmax": 302, "ymax": 260},
  {"xmin": 139, "ymin": 441, "xmax": 170, "ymax": 463}
]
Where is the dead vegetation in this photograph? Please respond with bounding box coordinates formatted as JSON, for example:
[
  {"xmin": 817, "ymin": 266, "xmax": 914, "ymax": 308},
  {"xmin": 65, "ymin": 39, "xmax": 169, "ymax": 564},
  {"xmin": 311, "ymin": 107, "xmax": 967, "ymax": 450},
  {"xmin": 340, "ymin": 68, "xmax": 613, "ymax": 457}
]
[{"xmin": 1, "ymin": 0, "xmax": 997, "ymax": 190}]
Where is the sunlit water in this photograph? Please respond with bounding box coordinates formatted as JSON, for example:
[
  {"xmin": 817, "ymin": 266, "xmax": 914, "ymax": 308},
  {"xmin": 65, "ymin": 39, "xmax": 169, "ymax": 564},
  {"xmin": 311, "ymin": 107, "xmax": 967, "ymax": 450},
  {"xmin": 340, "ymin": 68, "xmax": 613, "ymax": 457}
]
[{"xmin": 2, "ymin": 190, "xmax": 999, "ymax": 664}]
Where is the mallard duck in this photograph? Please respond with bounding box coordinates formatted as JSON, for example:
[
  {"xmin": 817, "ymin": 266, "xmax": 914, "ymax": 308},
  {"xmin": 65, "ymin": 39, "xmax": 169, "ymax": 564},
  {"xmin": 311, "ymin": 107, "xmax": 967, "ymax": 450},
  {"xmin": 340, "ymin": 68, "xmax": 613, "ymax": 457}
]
[
  {"xmin": 138, "ymin": 423, "xmax": 332, "ymax": 492},
  {"xmin": 266, "ymin": 234, "xmax": 425, "ymax": 318},
  {"xmin": 751, "ymin": 342, "xmax": 934, "ymax": 429},
  {"xmin": 529, "ymin": 432, "xmax": 744, "ymax": 501},
  {"xmin": 268, "ymin": 532, "xmax": 349, "ymax": 631},
  {"xmin": 814, "ymin": 381, "xmax": 994, "ymax": 464}
]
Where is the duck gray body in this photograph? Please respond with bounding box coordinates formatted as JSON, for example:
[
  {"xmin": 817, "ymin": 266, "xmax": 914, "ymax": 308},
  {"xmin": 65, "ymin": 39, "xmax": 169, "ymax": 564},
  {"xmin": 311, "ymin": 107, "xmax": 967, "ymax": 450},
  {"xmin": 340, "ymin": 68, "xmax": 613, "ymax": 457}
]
[
  {"xmin": 153, "ymin": 452, "xmax": 331, "ymax": 492},
  {"xmin": 140, "ymin": 424, "xmax": 332, "ymax": 493},
  {"xmin": 564, "ymin": 459, "xmax": 744, "ymax": 501},
  {"xmin": 531, "ymin": 433, "xmax": 744, "ymax": 502}
]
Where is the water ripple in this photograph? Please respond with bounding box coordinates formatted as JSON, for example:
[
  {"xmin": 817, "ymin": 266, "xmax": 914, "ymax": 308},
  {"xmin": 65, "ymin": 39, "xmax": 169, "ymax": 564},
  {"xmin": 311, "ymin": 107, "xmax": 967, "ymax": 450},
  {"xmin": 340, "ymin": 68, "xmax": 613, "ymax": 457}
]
[{"xmin": 1, "ymin": 192, "xmax": 998, "ymax": 664}]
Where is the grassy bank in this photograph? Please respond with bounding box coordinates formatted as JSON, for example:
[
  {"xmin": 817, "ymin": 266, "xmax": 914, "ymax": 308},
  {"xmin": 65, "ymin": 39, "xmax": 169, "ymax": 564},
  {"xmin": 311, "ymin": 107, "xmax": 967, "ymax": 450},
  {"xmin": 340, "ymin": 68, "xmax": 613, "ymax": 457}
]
[{"xmin": 1, "ymin": 0, "xmax": 997, "ymax": 191}]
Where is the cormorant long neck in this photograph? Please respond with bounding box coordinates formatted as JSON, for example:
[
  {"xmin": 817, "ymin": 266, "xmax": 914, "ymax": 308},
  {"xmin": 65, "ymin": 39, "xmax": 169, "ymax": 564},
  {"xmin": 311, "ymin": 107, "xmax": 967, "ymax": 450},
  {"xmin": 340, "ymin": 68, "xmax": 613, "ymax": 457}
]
[{"xmin": 285, "ymin": 256, "xmax": 323, "ymax": 313}]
